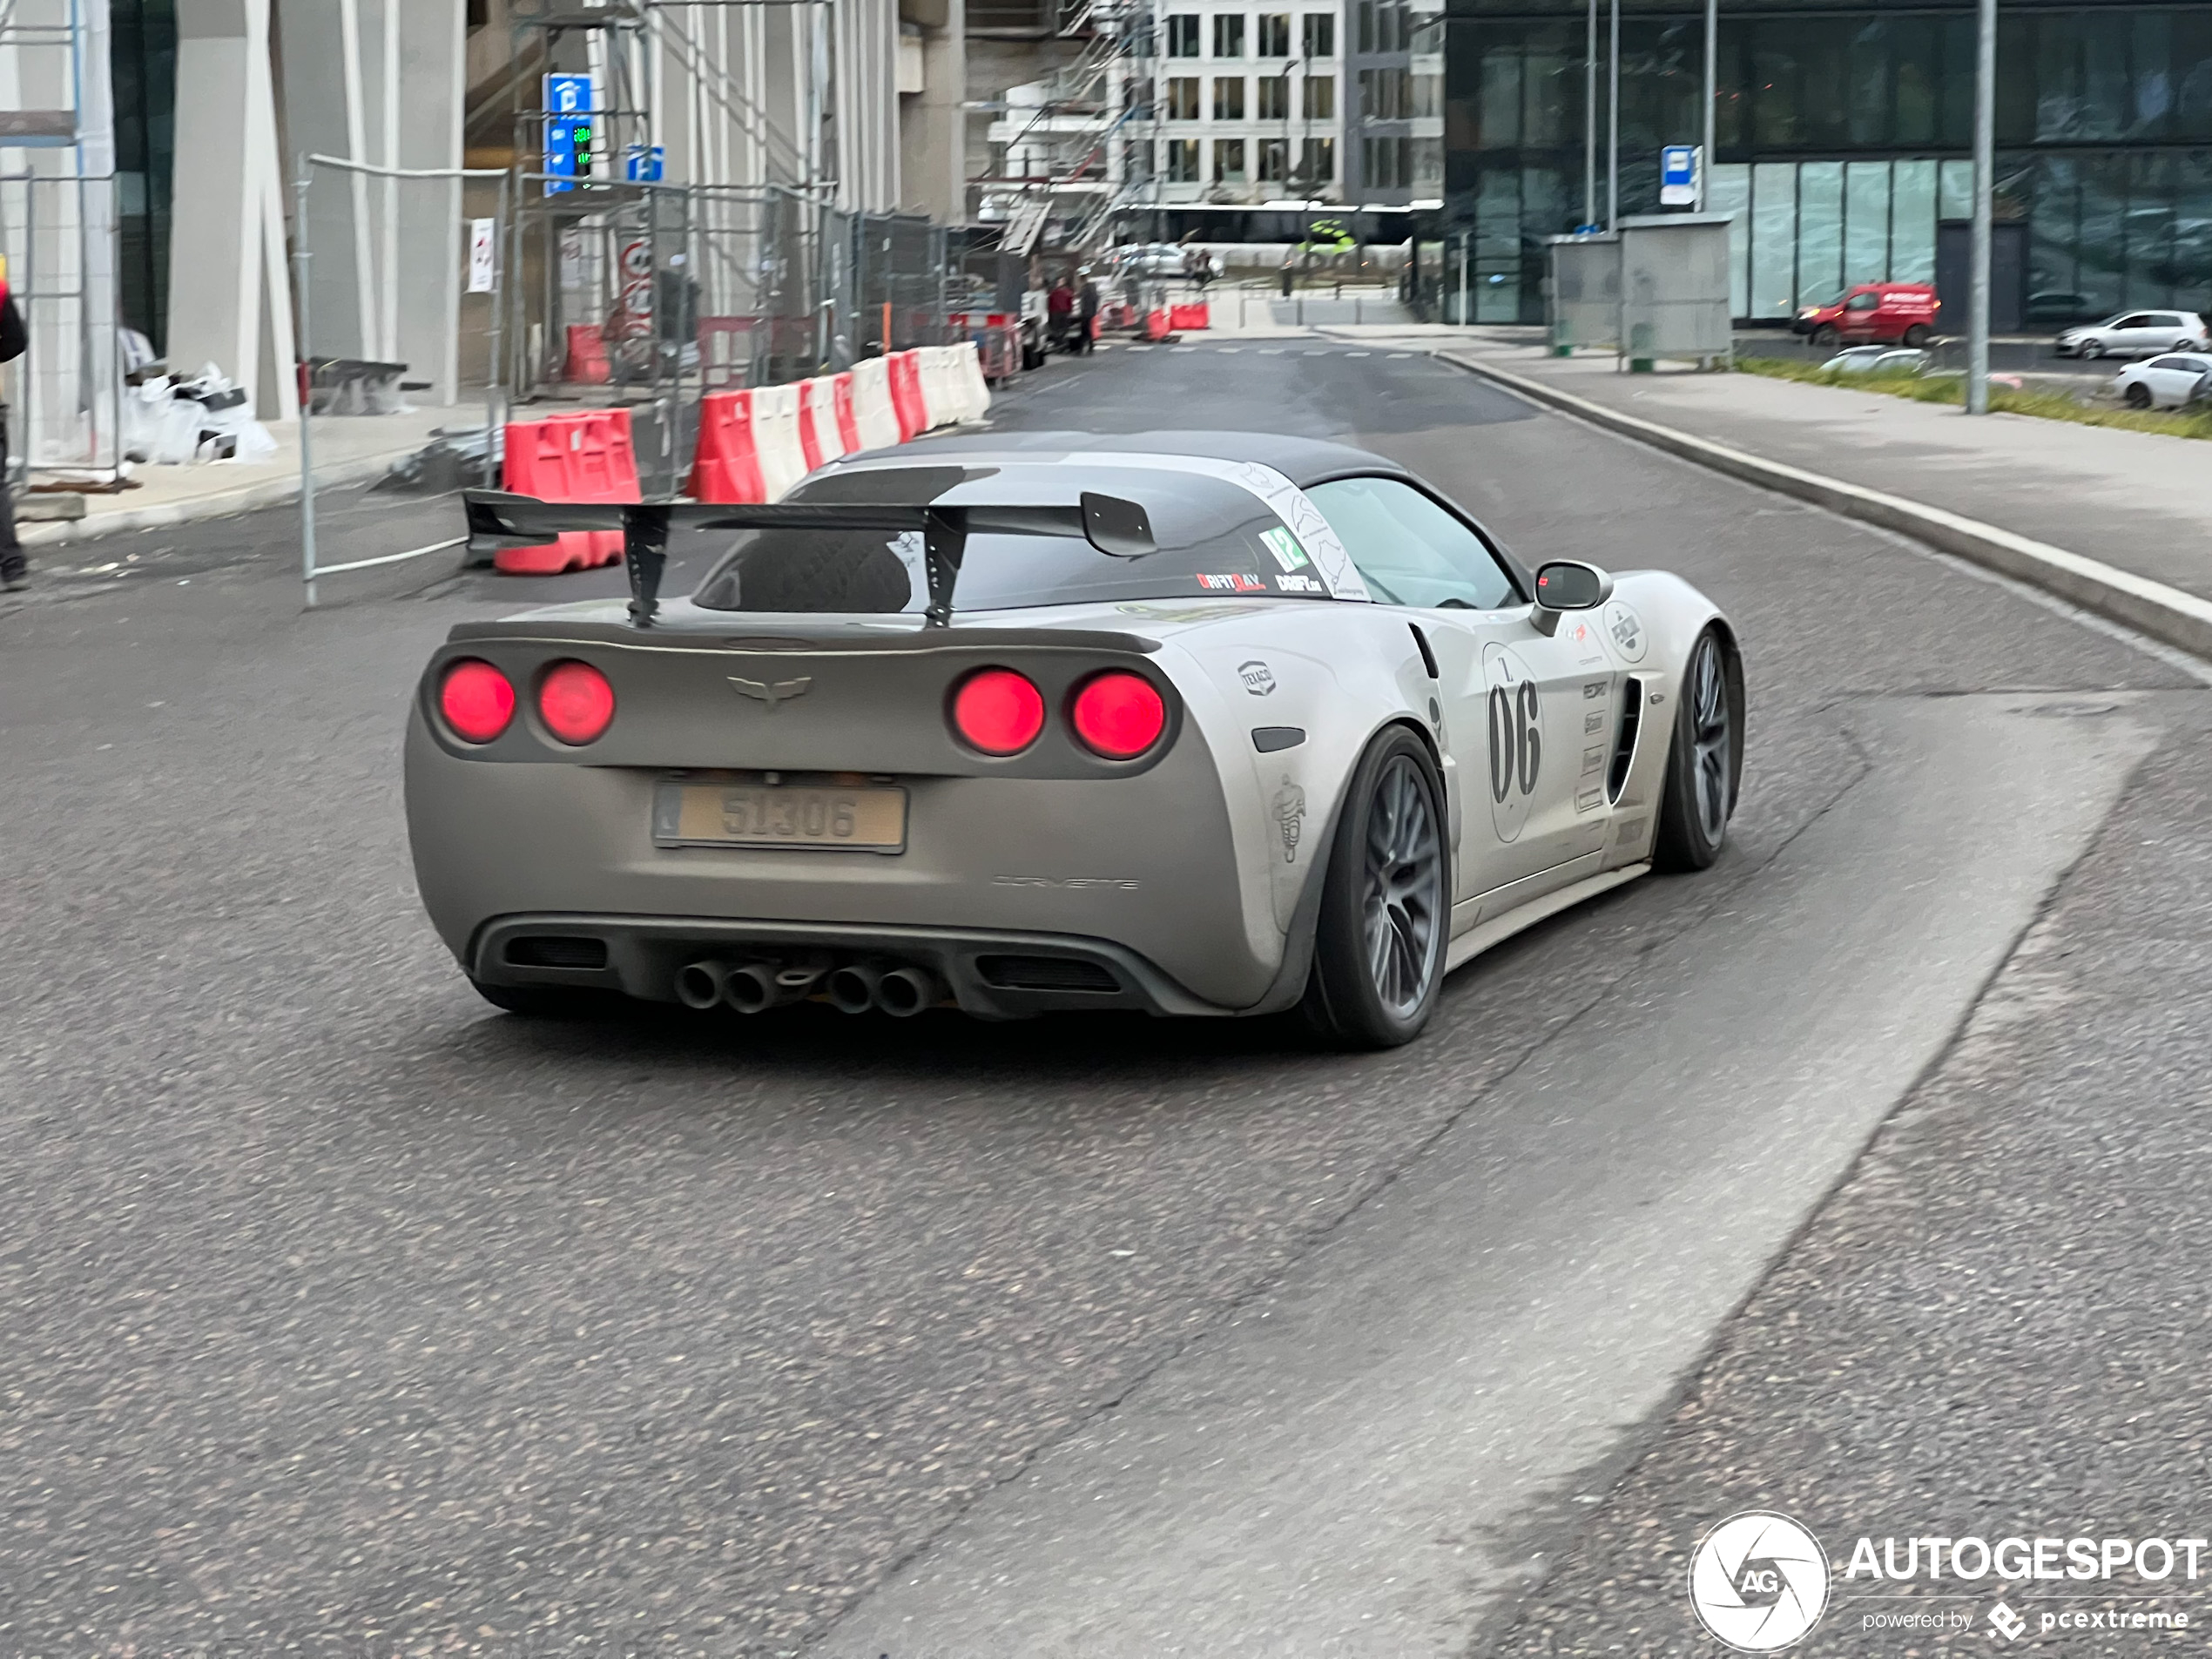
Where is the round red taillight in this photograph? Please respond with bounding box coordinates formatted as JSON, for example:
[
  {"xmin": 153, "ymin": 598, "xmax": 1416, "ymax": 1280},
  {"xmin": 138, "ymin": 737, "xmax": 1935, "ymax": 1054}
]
[
  {"xmin": 951, "ymin": 667, "xmax": 1046, "ymax": 756},
  {"xmin": 1069, "ymin": 671, "xmax": 1166, "ymax": 759},
  {"xmin": 438, "ymin": 658, "xmax": 515, "ymax": 744},
  {"xmin": 538, "ymin": 659, "xmax": 616, "ymax": 745}
]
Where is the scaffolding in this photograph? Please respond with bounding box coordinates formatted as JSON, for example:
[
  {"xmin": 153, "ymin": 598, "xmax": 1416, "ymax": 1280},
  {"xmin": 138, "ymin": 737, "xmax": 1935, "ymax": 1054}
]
[
  {"xmin": 0, "ymin": 0, "xmax": 122, "ymax": 482},
  {"xmin": 976, "ymin": 0, "xmax": 1149, "ymax": 260}
]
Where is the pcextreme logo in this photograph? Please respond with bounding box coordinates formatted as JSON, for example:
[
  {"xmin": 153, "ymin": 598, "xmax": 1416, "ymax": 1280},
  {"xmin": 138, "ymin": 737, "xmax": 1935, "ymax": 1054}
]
[{"xmin": 1688, "ymin": 1512, "xmax": 1832, "ymax": 1652}]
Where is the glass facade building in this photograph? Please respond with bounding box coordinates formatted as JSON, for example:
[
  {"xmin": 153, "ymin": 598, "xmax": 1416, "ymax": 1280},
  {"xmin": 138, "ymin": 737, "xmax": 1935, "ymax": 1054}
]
[{"xmin": 1430, "ymin": 0, "xmax": 2212, "ymax": 323}]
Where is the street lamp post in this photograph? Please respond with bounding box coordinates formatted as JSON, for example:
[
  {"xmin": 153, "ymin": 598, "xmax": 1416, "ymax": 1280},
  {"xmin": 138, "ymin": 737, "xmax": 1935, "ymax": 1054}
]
[
  {"xmin": 1700, "ymin": 0, "xmax": 1716, "ymax": 211},
  {"xmin": 1607, "ymin": 0, "xmax": 1620, "ymax": 230},
  {"xmin": 1584, "ymin": 0, "xmax": 1597, "ymax": 226},
  {"xmin": 1967, "ymin": 0, "xmax": 1996, "ymax": 414}
]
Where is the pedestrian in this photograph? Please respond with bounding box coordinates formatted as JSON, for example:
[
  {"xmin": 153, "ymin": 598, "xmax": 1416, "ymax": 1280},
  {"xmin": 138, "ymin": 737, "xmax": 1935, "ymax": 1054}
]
[
  {"xmin": 0, "ymin": 261, "xmax": 25, "ymax": 591},
  {"xmin": 1074, "ymin": 275, "xmax": 1099, "ymax": 354},
  {"xmin": 1046, "ymin": 276, "xmax": 1075, "ymax": 351}
]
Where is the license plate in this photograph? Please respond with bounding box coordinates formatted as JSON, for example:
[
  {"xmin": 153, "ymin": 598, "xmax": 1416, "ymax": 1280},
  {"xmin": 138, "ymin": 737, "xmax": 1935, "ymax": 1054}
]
[{"xmin": 653, "ymin": 780, "xmax": 907, "ymax": 852}]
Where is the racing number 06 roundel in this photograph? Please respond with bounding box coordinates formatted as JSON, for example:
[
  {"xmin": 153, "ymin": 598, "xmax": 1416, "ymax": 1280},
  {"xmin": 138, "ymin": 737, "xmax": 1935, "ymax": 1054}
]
[{"xmin": 1482, "ymin": 643, "xmax": 1541, "ymax": 843}]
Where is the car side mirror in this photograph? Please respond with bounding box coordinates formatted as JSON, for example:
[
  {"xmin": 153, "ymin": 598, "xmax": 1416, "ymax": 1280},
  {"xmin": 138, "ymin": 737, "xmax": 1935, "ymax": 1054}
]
[{"xmin": 1530, "ymin": 560, "xmax": 1613, "ymax": 633}]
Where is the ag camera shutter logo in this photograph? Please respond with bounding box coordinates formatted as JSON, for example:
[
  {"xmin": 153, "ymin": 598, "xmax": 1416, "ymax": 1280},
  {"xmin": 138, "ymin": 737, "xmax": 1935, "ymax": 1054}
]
[{"xmin": 1688, "ymin": 1512, "xmax": 1831, "ymax": 1651}]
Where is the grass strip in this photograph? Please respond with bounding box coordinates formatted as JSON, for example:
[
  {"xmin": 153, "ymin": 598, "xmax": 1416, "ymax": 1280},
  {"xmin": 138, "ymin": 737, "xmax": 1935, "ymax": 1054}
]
[{"xmin": 1733, "ymin": 352, "xmax": 2212, "ymax": 439}]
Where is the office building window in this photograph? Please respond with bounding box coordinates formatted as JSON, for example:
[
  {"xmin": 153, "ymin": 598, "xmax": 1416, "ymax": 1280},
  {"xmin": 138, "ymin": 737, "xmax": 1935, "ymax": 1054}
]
[
  {"xmin": 1258, "ymin": 76, "xmax": 1291, "ymax": 119},
  {"xmin": 1299, "ymin": 136, "xmax": 1335, "ymax": 182},
  {"xmin": 1303, "ymin": 73, "xmax": 1334, "ymax": 118},
  {"xmin": 1214, "ymin": 76, "xmax": 1246, "ymax": 119},
  {"xmin": 1125, "ymin": 139, "xmax": 1154, "ymax": 182},
  {"xmin": 1411, "ymin": 70, "xmax": 1440, "ymax": 118},
  {"xmin": 1126, "ymin": 76, "xmax": 1156, "ymax": 118},
  {"xmin": 1213, "ymin": 13, "xmax": 1244, "ymax": 57},
  {"xmin": 1257, "ymin": 12, "xmax": 1291, "ymax": 56},
  {"xmin": 1356, "ymin": 0, "xmax": 1410, "ymax": 52},
  {"xmin": 1364, "ymin": 133, "xmax": 1405, "ymax": 188},
  {"xmin": 1359, "ymin": 67, "xmax": 1411, "ymax": 120},
  {"xmin": 1165, "ymin": 138, "xmax": 1201, "ymax": 181},
  {"xmin": 1168, "ymin": 76, "xmax": 1201, "ymax": 118},
  {"xmin": 1167, "ymin": 14, "xmax": 1199, "ymax": 56},
  {"xmin": 1411, "ymin": 136, "xmax": 1442, "ymax": 189},
  {"xmin": 1258, "ymin": 137, "xmax": 1290, "ymax": 181},
  {"xmin": 1302, "ymin": 12, "xmax": 1333, "ymax": 57},
  {"xmin": 1214, "ymin": 137, "xmax": 1248, "ymax": 180}
]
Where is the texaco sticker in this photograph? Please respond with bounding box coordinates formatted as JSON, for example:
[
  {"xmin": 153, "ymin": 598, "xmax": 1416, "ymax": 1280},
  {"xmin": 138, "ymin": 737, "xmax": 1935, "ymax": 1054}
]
[{"xmin": 1602, "ymin": 600, "xmax": 1649, "ymax": 664}]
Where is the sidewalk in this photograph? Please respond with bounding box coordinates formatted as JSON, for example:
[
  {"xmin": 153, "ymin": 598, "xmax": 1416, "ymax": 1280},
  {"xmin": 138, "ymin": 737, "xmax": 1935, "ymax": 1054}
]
[
  {"xmin": 1437, "ymin": 341, "xmax": 2212, "ymax": 651},
  {"xmin": 21, "ymin": 403, "xmax": 480, "ymax": 550}
]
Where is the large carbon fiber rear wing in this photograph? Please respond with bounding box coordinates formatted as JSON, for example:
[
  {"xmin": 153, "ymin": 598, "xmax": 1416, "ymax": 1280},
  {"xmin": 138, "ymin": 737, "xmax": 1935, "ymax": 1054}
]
[{"xmin": 462, "ymin": 489, "xmax": 1157, "ymax": 630}]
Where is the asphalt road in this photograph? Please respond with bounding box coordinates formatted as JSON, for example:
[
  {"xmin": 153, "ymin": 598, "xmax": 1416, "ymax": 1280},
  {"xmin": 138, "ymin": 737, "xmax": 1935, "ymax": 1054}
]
[{"xmin": 2, "ymin": 339, "xmax": 2206, "ymax": 1657}]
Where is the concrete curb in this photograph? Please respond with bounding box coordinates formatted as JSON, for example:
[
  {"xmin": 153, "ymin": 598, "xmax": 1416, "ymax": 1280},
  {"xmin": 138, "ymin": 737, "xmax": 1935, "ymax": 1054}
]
[
  {"xmin": 19, "ymin": 447, "xmax": 412, "ymax": 550},
  {"xmin": 1439, "ymin": 348, "xmax": 2212, "ymax": 664}
]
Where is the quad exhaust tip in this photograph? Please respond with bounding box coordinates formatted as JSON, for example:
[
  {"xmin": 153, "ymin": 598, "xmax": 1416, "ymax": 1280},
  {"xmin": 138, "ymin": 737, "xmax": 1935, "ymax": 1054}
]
[{"xmin": 677, "ymin": 956, "xmax": 941, "ymax": 1015}]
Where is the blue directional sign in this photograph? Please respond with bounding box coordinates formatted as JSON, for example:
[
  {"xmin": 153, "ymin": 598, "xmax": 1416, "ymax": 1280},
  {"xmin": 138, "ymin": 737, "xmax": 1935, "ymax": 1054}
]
[
  {"xmin": 1660, "ymin": 144, "xmax": 1701, "ymax": 206},
  {"xmin": 543, "ymin": 73, "xmax": 597, "ymax": 195},
  {"xmin": 624, "ymin": 143, "xmax": 664, "ymax": 184}
]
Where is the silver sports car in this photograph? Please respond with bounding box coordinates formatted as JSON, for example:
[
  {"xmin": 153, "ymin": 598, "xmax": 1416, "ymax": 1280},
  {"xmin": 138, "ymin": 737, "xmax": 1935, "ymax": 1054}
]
[{"xmin": 408, "ymin": 433, "xmax": 1743, "ymax": 1048}]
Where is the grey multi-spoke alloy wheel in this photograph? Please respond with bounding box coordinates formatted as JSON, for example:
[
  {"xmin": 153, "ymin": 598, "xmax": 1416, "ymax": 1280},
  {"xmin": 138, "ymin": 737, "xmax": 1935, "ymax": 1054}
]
[
  {"xmin": 1305, "ymin": 727, "xmax": 1448, "ymax": 1048},
  {"xmin": 1654, "ymin": 625, "xmax": 1743, "ymax": 873}
]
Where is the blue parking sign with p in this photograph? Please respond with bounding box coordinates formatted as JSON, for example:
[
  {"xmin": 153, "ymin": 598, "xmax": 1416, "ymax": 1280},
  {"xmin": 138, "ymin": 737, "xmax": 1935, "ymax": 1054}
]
[{"xmin": 543, "ymin": 73, "xmax": 597, "ymax": 193}]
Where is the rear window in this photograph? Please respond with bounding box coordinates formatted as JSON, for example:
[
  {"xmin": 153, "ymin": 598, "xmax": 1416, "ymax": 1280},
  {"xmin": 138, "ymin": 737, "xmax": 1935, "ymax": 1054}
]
[{"xmin": 689, "ymin": 462, "xmax": 1338, "ymax": 615}]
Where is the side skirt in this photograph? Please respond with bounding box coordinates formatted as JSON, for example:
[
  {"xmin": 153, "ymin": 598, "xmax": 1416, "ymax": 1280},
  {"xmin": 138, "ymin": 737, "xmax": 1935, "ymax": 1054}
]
[{"xmin": 1445, "ymin": 861, "xmax": 1651, "ymax": 974}]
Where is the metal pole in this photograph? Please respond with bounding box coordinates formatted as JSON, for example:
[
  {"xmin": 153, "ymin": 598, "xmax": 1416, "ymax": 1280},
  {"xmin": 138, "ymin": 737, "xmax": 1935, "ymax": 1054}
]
[
  {"xmin": 1701, "ymin": 0, "xmax": 1716, "ymax": 211},
  {"xmin": 295, "ymin": 169, "xmax": 318, "ymax": 608},
  {"xmin": 1607, "ymin": 0, "xmax": 1621, "ymax": 231},
  {"xmin": 1584, "ymin": 0, "xmax": 1597, "ymax": 226},
  {"xmin": 1966, "ymin": 0, "xmax": 1995, "ymax": 414}
]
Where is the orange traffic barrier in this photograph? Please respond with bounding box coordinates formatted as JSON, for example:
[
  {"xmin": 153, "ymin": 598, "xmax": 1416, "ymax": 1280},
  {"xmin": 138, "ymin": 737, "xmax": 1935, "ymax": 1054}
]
[
  {"xmin": 1168, "ymin": 302, "xmax": 1210, "ymax": 331},
  {"xmin": 1143, "ymin": 309, "xmax": 1171, "ymax": 341},
  {"xmin": 563, "ymin": 325, "xmax": 610, "ymax": 385},
  {"xmin": 850, "ymin": 357, "xmax": 901, "ymax": 451},
  {"xmin": 799, "ymin": 376, "xmax": 847, "ymax": 470},
  {"xmin": 496, "ymin": 410, "xmax": 637, "ymax": 574},
  {"xmin": 687, "ymin": 389, "xmax": 768, "ymax": 504}
]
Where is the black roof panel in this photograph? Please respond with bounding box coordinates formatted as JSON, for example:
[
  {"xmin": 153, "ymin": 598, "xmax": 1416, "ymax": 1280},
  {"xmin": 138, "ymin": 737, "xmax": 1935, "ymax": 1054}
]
[{"xmin": 853, "ymin": 429, "xmax": 1409, "ymax": 490}]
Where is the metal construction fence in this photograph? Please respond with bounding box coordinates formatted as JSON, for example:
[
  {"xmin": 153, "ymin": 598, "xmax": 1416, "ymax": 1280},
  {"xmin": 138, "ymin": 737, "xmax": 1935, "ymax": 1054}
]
[{"xmin": 291, "ymin": 168, "xmax": 993, "ymax": 605}]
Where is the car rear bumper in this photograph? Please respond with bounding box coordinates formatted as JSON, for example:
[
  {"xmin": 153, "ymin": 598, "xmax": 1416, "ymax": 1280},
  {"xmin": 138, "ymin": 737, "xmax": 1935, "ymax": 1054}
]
[{"xmin": 473, "ymin": 912, "xmax": 1230, "ymax": 1017}]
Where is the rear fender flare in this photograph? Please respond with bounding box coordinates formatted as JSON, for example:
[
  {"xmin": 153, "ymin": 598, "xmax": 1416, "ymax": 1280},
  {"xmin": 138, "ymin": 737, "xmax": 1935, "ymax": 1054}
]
[{"xmin": 1243, "ymin": 714, "xmax": 1445, "ymax": 1016}]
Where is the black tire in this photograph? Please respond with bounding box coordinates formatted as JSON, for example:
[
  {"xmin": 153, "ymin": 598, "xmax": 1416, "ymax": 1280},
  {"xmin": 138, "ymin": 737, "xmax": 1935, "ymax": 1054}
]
[
  {"xmin": 2126, "ymin": 381, "xmax": 2153, "ymax": 409},
  {"xmin": 2079, "ymin": 339, "xmax": 2104, "ymax": 361},
  {"xmin": 1811, "ymin": 324, "xmax": 1838, "ymax": 348},
  {"xmin": 1301, "ymin": 727, "xmax": 1450, "ymax": 1049},
  {"xmin": 1903, "ymin": 324, "xmax": 1931, "ymax": 348},
  {"xmin": 1653, "ymin": 627, "xmax": 1744, "ymax": 873},
  {"xmin": 469, "ymin": 978, "xmax": 624, "ymax": 1019}
]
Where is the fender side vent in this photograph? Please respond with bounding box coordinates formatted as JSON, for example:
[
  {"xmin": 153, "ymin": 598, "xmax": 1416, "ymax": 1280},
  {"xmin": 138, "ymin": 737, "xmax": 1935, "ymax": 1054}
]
[
  {"xmin": 976, "ymin": 954, "xmax": 1120, "ymax": 993},
  {"xmin": 506, "ymin": 935, "xmax": 609, "ymax": 969},
  {"xmin": 1608, "ymin": 677, "xmax": 1644, "ymax": 802}
]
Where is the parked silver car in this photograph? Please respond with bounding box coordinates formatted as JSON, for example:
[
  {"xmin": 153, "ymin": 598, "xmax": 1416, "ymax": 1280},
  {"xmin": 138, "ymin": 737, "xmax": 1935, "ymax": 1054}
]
[
  {"xmin": 1102, "ymin": 242, "xmax": 1190, "ymax": 280},
  {"xmin": 2111, "ymin": 352, "xmax": 2212, "ymax": 408},
  {"xmin": 1822, "ymin": 347, "xmax": 1930, "ymax": 376},
  {"xmin": 2056, "ymin": 310, "xmax": 2209, "ymax": 360}
]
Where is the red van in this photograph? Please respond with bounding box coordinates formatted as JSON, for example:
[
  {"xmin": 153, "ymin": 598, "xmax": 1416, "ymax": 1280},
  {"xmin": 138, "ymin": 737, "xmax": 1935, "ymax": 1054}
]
[{"xmin": 1792, "ymin": 282, "xmax": 1939, "ymax": 348}]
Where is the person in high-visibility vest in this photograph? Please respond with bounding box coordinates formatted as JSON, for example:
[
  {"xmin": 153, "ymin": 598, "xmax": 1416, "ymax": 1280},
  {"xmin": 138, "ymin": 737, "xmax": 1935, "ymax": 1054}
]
[{"xmin": 0, "ymin": 256, "xmax": 24, "ymax": 590}]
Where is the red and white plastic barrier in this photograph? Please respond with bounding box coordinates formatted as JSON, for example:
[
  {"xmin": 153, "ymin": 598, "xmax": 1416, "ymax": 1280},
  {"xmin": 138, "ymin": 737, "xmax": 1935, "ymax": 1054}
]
[{"xmin": 498, "ymin": 348, "xmax": 994, "ymax": 556}]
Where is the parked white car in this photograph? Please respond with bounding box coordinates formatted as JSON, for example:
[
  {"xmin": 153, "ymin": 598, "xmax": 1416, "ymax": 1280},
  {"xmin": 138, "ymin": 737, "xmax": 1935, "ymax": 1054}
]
[
  {"xmin": 2056, "ymin": 310, "xmax": 2209, "ymax": 360},
  {"xmin": 2112, "ymin": 353, "xmax": 2212, "ymax": 409}
]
